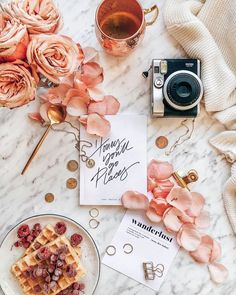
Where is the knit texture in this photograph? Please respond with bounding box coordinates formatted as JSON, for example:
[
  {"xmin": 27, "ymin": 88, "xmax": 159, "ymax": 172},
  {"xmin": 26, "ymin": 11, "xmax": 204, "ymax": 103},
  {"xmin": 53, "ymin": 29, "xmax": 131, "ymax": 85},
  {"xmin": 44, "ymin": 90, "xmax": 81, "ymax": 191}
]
[{"xmin": 164, "ymin": 0, "xmax": 236, "ymax": 233}]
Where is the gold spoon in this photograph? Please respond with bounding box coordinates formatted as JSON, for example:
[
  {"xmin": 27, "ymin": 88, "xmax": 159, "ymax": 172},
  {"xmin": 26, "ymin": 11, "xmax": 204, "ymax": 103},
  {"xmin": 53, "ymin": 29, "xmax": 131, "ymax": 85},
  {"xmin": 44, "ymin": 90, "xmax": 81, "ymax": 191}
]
[{"xmin": 21, "ymin": 105, "xmax": 66, "ymax": 175}]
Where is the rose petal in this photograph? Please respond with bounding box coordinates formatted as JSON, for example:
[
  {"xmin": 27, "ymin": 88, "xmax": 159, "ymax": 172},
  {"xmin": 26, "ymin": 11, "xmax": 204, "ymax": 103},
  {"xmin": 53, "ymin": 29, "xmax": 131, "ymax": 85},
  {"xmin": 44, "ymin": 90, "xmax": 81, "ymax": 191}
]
[
  {"xmin": 211, "ymin": 239, "xmax": 222, "ymax": 262},
  {"xmin": 195, "ymin": 211, "xmax": 210, "ymax": 229},
  {"xmin": 166, "ymin": 187, "xmax": 192, "ymax": 212},
  {"xmin": 180, "ymin": 224, "xmax": 201, "ymax": 251},
  {"xmin": 208, "ymin": 263, "xmax": 228, "ymax": 284},
  {"xmin": 80, "ymin": 62, "xmax": 104, "ymax": 87},
  {"xmin": 147, "ymin": 177, "xmax": 157, "ymax": 192},
  {"xmin": 121, "ymin": 191, "xmax": 149, "ymax": 210},
  {"xmin": 163, "ymin": 207, "xmax": 184, "ymax": 232},
  {"xmin": 28, "ymin": 112, "xmax": 43, "ymax": 123},
  {"xmin": 88, "ymin": 87, "xmax": 104, "ymax": 102},
  {"xmin": 88, "ymin": 95, "xmax": 120, "ymax": 115},
  {"xmin": 83, "ymin": 47, "xmax": 98, "ymax": 64},
  {"xmin": 153, "ymin": 180, "xmax": 174, "ymax": 198},
  {"xmin": 147, "ymin": 160, "xmax": 173, "ymax": 180},
  {"xmin": 186, "ymin": 192, "xmax": 205, "ymax": 217},
  {"xmin": 63, "ymin": 88, "xmax": 90, "ymax": 106},
  {"xmin": 149, "ymin": 198, "xmax": 170, "ymax": 216},
  {"xmin": 66, "ymin": 98, "xmax": 87, "ymax": 116},
  {"xmin": 146, "ymin": 207, "xmax": 162, "ymax": 223},
  {"xmin": 39, "ymin": 102, "xmax": 50, "ymax": 122},
  {"xmin": 86, "ymin": 114, "xmax": 110, "ymax": 137}
]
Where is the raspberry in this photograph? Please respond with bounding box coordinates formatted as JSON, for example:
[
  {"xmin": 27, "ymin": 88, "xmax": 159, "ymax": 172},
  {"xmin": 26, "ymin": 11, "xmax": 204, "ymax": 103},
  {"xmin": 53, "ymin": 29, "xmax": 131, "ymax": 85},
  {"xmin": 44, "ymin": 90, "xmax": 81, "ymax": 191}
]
[
  {"xmin": 47, "ymin": 264, "xmax": 55, "ymax": 274},
  {"xmin": 72, "ymin": 290, "xmax": 79, "ymax": 295},
  {"xmin": 37, "ymin": 247, "xmax": 51, "ymax": 260},
  {"xmin": 54, "ymin": 268, "xmax": 63, "ymax": 276},
  {"xmin": 52, "ymin": 274, "xmax": 59, "ymax": 281},
  {"xmin": 33, "ymin": 223, "xmax": 41, "ymax": 232},
  {"xmin": 14, "ymin": 241, "xmax": 21, "ymax": 248},
  {"xmin": 66, "ymin": 265, "xmax": 77, "ymax": 278},
  {"xmin": 59, "ymin": 253, "xmax": 66, "ymax": 260},
  {"xmin": 50, "ymin": 254, "xmax": 58, "ymax": 263},
  {"xmin": 49, "ymin": 281, "xmax": 57, "ymax": 290},
  {"xmin": 55, "ymin": 222, "xmax": 67, "ymax": 235},
  {"xmin": 26, "ymin": 235, "xmax": 34, "ymax": 243},
  {"xmin": 22, "ymin": 240, "xmax": 30, "ymax": 249},
  {"xmin": 45, "ymin": 275, "xmax": 51, "ymax": 283},
  {"xmin": 17, "ymin": 224, "xmax": 30, "ymax": 238},
  {"xmin": 70, "ymin": 234, "xmax": 83, "ymax": 247},
  {"xmin": 79, "ymin": 283, "xmax": 85, "ymax": 291},
  {"xmin": 33, "ymin": 285, "xmax": 42, "ymax": 293},
  {"xmin": 56, "ymin": 259, "xmax": 64, "ymax": 268},
  {"xmin": 72, "ymin": 283, "xmax": 80, "ymax": 290}
]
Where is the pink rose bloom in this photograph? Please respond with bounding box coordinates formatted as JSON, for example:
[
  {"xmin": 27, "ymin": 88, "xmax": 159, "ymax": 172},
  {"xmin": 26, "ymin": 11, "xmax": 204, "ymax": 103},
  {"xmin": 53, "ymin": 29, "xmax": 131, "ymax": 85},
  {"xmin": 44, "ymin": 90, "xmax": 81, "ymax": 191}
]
[
  {"xmin": 0, "ymin": 62, "xmax": 36, "ymax": 108},
  {"xmin": 27, "ymin": 34, "xmax": 82, "ymax": 84},
  {"xmin": 4, "ymin": 0, "xmax": 62, "ymax": 34},
  {"xmin": 0, "ymin": 12, "xmax": 29, "ymax": 62}
]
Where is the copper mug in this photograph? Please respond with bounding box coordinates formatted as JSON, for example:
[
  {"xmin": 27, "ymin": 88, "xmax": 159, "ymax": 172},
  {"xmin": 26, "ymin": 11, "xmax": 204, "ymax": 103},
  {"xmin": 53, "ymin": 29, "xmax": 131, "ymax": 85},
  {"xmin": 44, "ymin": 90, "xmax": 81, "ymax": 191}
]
[{"xmin": 95, "ymin": 0, "xmax": 159, "ymax": 56}]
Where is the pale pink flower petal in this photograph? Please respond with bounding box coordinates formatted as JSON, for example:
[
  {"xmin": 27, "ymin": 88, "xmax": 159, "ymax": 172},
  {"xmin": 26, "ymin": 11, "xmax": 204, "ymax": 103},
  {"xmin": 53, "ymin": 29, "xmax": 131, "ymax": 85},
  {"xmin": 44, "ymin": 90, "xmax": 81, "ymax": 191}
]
[
  {"xmin": 88, "ymin": 87, "xmax": 105, "ymax": 101},
  {"xmin": 180, "ymin": 224, "xmax": 202, "ymax": 251},
  {"xmin": 208, "ymin": 263, "xmax": 229, "ymax": 284},
  {"xmin": 79, "ymin": 115, "xmax": 88, "ymax": 125},
  {"xmin": 211, "ymin": 239, "xmax": 222, "ymax": 262},
  {"xmin": 88, "ymin": 95, "xmax": 120, "ymax": 115},
  {"xmin": 80, "ymin": 62, "xmax": 104, "ymax": 88},
  {"xmin": 163, "ymin": 207, "xmax": 184, "ymax": 232},
  {"xmin": 149, "ymin": 198, "xmax": 170, "ymax": 216},
  {"xmin": 147, "ymin": 160, "xmax": 173, "ymax": 180},
  {"xmin": 121, "ymin": 191, "xmax": 149, "ymax": 210},
  {"xmin": 83, "ymin": 47, "xmax": 99, "ymax": 64},
  {"xmin": 66, "ymin": 98, "xmax": 87, "ymax": 117},
  {"xmin": 146, "ymin": 207, "xmax": 162, "ymax": 223},
  {"xmin": 63, "ymin": 88, "xmax": 90, "ymax": 106},
  {"xmin": 166, "ymin": 187, "xmax": 192, "ymax": 212},
  {"xmin": 195, "ymin": 211, "xmax": 210, "ymax": 229},
  {"xmin": 86, "ymin": 113, "xmax": 110, "ymax": 137},
  {"xmin": 39, "ymin": 102, "xmax": 50, "ymax": 122},
  {"xmin": 28, "ymin": 112, "xmax": 43, "ymax": 123},
  {"xmin": 147, "ymin": 177, "xmax": 157, "ymax": 192},
  {"xmin": 190, "ymin": 236, "xmax": 212, "ymax": 263},
  {"xmin": 186, "ymin": 192, "xmax": 205, "ymax": 217},
  {"xmin": 176, "ymin": 226, "xmax": 183, "ymax": 246},
  {"xmin": 153, "ymin": 180, "xmax": 174, "ymax": 199}
]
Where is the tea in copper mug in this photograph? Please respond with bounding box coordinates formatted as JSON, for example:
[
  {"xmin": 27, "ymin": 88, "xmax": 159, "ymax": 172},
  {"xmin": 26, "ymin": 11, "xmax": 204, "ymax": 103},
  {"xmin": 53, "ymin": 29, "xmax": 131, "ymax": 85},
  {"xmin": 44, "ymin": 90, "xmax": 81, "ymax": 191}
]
[{"xmin": 95, "ymin": 0, "xmax": 159, "ymax": 56}]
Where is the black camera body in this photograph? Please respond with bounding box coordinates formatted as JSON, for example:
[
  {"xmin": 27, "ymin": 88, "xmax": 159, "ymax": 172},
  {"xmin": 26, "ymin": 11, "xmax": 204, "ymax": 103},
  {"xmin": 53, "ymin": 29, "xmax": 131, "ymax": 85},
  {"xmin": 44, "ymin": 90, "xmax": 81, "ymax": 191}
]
[{"xmin": 151, "ymin": 59, "xmax": 203, "ymax": 117}]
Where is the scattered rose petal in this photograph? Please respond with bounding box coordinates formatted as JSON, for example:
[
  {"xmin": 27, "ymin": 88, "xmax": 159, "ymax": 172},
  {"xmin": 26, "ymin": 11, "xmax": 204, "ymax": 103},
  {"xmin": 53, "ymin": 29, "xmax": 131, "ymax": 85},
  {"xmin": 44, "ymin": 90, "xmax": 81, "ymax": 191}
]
[
  {"xmin": 88, "ymin": 87, "xmax": 104, "ymax": 101},
  {"xmin": 163, "ymin": 207, "xmax": 184, "ymax": 232},
  {"xmin": 66, "ymin": 98, "xmax": 87, "ymax": 116},
  {"xmin": 195, "ymin": 211, "xmax": 210, "ymax": 229},
  {"xmin": 166, "ymin": 187, "xmax": 192, "ymax": 212},
  {"xmin": 153, "ymin": 180, "xmax": 174, "ymax": 198},
  {"xmin": 146, "ymin": 207, "xmax": 162, "ymax": 223},
  {"xmin": 180, "ymin": 224, "xmax": 201, "ymax": 251},
  {"xmin": 147, "ymin": 160, "xmax": 173, "ymax": 180},
  {"xmin": 80, "ymin": 62, "xmax": 104, "ymax": 88},
  {"xmin": 83, "ymin": 47, "xmax": 98, "ymax": 64},
  {"xmin": 121, "ymin": 191, "xmax": 149, "ymax": 210},
  {"xmin": 88, "ymin": 95, "xmax": 120, "ymax": 115},
  {"xmin": 28, "ymin": 112, "xmax": 43, "ymax": 124},
  {"xmin": 149, "ymin": 198, "xmax": 170, "ymax": 216},
  {"xmin": 211, "ymin": 239, "xmax": 222, "ymax": 262},
  {"xmin": 39, "ymin": 103, "xmax": 50, "ymax": 122},
  {"xmin": 208, "ymin": 263, "xmax": 228, "ymax": 284},
  {"xmin": 86, "ymin": 114, "xmax": 110, "ymax": 137},
  {"xmin": 186, "ymin": 192, "xmax": 205, "ymax": 217},
  {"xmin": 147, "ymin": 177, "xmax": 157, "ymax": 192}
]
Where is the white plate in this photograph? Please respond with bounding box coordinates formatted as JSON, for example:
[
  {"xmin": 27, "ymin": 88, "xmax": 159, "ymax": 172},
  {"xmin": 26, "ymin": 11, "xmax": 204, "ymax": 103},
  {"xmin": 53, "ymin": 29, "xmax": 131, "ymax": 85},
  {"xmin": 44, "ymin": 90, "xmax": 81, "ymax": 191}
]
[{"xmin": 0, "ymin": 214, "xmax": 101, "ymax": 295}]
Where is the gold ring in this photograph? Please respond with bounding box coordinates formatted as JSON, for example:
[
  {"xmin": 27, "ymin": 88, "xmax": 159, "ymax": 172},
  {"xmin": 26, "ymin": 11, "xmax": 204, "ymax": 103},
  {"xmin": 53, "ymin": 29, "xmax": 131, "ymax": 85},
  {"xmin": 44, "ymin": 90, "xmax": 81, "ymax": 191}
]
[
  {"xmin": 106, "ymin": 245, "xmax": 116, "ymax": 256},
  {"xmin": 89, "ymin": 208, "xmax": 99, "ymax": 218},
  {"xmin": 89, "ymin": 219, "xmax": 100, "ymax": 229},
  {"xmin": 123, "ymin": 243, "xmax": 133, "ymax": 254}
]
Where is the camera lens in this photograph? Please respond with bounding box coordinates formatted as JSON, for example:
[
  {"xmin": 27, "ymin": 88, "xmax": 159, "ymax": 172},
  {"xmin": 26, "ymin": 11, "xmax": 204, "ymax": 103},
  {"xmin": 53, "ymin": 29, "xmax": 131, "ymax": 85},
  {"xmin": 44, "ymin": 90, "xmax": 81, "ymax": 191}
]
[{"xmin": 164, "ymin": 71, "xmax": 203, "ymax": 111}]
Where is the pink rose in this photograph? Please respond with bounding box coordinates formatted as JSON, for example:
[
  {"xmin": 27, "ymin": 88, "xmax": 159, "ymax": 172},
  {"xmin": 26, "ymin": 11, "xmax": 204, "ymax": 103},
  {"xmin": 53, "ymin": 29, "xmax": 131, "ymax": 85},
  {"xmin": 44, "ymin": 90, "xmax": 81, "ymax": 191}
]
[
  {"xmin": 4, "ymin": 0, "xmax": 62, "ymax": 34},
  {"xmin": 27, "ymin": 34, "xmax": 82, "ymax": 84},
  {"xmin": 0, "ymin": 62, "xmax": 36, "ymax": 108},
  {"xmin": 0, "ymin": 12, "xmax": 29, "ymax": 62}
]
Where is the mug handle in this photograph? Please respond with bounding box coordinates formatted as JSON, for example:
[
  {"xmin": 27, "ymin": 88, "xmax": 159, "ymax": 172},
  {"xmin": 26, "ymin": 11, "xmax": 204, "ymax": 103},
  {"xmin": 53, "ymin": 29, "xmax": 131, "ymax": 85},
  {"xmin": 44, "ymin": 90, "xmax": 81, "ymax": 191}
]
[{"xmin": 144, "ymin": 5, "xmax": 159, "ymax": 26}]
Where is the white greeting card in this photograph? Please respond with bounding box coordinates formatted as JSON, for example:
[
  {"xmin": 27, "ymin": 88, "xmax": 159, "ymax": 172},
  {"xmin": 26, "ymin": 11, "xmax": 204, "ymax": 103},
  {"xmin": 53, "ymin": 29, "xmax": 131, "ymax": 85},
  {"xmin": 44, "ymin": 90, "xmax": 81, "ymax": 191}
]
[
  {"xmin": 103, "ymin": 210, "xmax": 179, "ymax": 292},
  {"xmin": 79, "ymin": 115, "xmax": 147, "ymax": 205}
]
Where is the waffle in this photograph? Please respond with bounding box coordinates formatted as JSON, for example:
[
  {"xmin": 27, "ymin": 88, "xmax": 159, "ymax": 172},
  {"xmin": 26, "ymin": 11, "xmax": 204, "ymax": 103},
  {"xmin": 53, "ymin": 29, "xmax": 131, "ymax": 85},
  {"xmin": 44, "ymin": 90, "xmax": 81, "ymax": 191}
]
[
  {"xmin": 11, "ymin": 236, "xmax": 85, "ymax": 295},
  {"xmin": 25, "ymin": 225, "xmax": 81, "ymax": 258}
]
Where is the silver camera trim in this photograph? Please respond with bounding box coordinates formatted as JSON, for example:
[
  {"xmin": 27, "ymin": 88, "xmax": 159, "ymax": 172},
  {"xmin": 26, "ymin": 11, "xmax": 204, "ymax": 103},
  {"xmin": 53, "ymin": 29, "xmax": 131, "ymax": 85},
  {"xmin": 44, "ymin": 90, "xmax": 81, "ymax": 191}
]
[{"xmin": 163, "ymin": 70, "xmax": 204, "ymax": 111}]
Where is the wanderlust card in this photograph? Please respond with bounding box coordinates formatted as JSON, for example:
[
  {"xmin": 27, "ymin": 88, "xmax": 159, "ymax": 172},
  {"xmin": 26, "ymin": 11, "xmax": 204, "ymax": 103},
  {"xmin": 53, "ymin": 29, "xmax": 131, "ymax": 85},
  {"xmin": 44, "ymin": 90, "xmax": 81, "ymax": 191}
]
[
  {"xmin": 80, "ymin": 115, "xmax": 147, "ymax": 205},
  {"xmin": 103, "ymin": 211, "xmax": 179, "ymax": 292}
]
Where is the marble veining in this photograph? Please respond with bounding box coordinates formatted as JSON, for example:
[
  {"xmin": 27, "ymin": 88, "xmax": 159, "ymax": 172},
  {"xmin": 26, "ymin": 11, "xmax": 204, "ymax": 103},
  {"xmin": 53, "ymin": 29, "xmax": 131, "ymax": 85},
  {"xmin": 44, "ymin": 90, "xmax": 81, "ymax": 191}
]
[{"xmin": 0, "ymin": 0, "xmax": 236, "ymax": 294}]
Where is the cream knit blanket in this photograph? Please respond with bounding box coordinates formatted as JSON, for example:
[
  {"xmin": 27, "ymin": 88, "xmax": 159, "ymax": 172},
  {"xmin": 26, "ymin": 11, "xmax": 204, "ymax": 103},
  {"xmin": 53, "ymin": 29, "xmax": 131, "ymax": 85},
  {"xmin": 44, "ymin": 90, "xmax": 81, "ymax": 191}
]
[{"xmin": 164, "ymin": 0, "xmax": 236, "ymax": 233}]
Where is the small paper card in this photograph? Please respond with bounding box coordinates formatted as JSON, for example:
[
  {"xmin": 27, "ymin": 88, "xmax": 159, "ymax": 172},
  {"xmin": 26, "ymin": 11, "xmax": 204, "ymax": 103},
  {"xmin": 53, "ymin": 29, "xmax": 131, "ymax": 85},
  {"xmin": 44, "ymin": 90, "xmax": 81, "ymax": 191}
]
[
  {"xmin": 80, "ymin": 115, "xmax": 147, "ymax": 205},
  {"xmin": 103, "ymin": 211, "xmax": 179, "ymax": 292}
]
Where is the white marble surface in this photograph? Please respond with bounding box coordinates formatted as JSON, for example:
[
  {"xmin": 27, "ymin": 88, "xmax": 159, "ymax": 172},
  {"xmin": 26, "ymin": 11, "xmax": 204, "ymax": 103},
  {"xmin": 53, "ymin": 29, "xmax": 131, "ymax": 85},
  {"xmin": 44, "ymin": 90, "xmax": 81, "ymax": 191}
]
[{"xmin": 0, "ymin": 0, "xmax": 236, "ymax": 294}]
